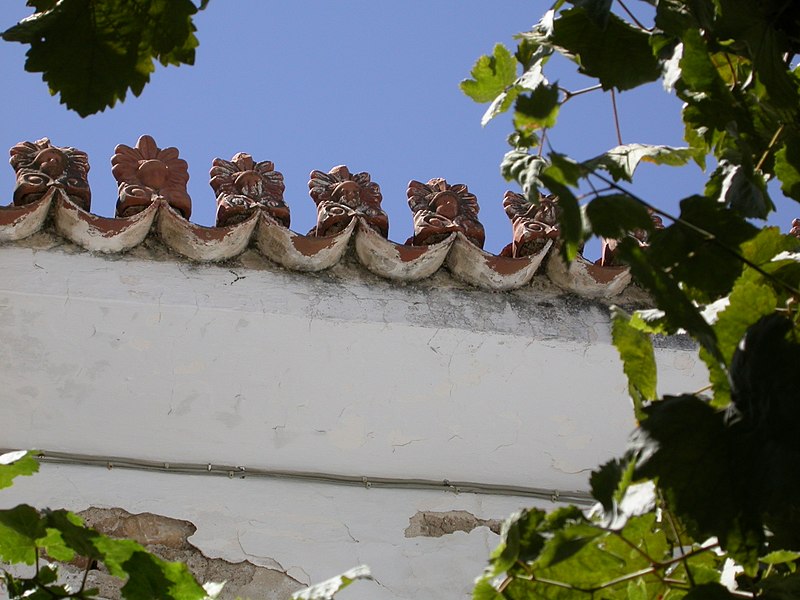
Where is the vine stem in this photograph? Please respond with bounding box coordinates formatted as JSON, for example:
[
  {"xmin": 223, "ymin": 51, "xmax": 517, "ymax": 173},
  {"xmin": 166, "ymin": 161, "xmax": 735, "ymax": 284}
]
[
  {"xmin": 79, "ymin": 558, "xmax": 92, "ymax": 594},
  {"xmin": 613, "ymin": 531, "xmax": 671, "ymax": 586},
  {"xmin": 589, "ymin": 171, "xmax": 800, "ymax": 298},
  {"xmin": 611, "ymin": 89, "xmax": 623, "ymax": 146},
  {"xmin": 615, "ymin": 0, "xmax": 651, "ymax": 31},
  {"xmin": 560, "ymin": 84, "xmax": 603, "ymax": 102},
  {"xmin": 755, "ymin": 124, "xmax": 785, "ymax": 172},
  {"xmin": 662, "ymin": 503, "xmax": 695, "ymax": 587}
]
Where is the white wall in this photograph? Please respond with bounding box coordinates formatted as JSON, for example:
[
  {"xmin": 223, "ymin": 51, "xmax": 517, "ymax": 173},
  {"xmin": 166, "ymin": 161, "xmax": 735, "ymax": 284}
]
[{"xmin": 0, "ymin": 245, "xmax": 707, "ymax": 598}]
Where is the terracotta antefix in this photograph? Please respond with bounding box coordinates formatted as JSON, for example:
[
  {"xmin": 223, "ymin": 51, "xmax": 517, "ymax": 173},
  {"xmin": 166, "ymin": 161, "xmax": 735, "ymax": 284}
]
[
  {"xmin": 406, "ymin": 178, "xmax": 485, "ymax": 248},
  {"xmin": 790, "ymin": 218, "xmax": 800, "ymax": 239},
  {"xmin": 111, "ymin": 135, "xmax": 191, "ymax": 219},
  {"xmin": 307, "ymin": 165, "xmax": 388, "ymax": 237},
  {"xmin": 598, "ymin": 209, "xmax": 665, "ymax": 267},
  {"xmin": 9, "ymin": 138, "xmax": 91, "ymax": 211},
  {"xmin": 500, "ymin": 191, "xmax": 560, "ymax": 258},
  {"xmin": 209, "ymin": 153, "xmax": 288, "ymax": 228}
]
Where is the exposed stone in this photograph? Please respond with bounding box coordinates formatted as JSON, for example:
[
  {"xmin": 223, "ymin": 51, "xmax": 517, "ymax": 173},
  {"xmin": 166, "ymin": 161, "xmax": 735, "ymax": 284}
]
[
  {"xmin": 65, "ymin": 508, "xmax": 304, "ymax": 600},
  {"xmin": 404, "ymin": 510, "xmax": 502, "ymax": 538}
]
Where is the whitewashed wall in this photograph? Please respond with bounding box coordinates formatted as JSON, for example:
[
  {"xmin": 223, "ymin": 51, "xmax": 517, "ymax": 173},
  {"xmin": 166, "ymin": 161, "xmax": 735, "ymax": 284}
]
[{"xmin": 0, "ymin": 245, "xmax": 707, "ymax": 599}]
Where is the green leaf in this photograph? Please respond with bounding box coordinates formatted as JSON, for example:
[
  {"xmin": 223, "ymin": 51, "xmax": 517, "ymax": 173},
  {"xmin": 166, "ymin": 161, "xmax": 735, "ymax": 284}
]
[
  {"xmin": 42, "ymin": 509, "xmax": 101, "ymax": 560},
  {"xmin": 703, "ymin": 279, "xmax": 777, "ymax": 408},
  {"xmin": 759, "ymin": 571, "xmax": 800, "ymax": 600},
  {"xmin": 0, "ymin": 450, "xmax": 39, "ymax": 489},
  {"xmin": 0, "ymin": 504, "xmax": 44, "ymax": 564},
  {"xmin": 762, "ymin": 550, "xmax": 800, "ymax": 566},
  {"xmin": 654, "ymin": 0, "xmax": 696, "ymax": 36},
  {"xmin": 488, "ymin": 509, "xmax": 547, "ymax": 576},
  {"xmin": 611, "ymin": 307, "xmax": 657, "ymax": 417},
  {"xmin": 586, "ymin": 194, "xmax": 654, "ymax": 240},
  {"xmin": 570, "ymin": 0, "xmax": 612, "ymax": 28},
  {"xmin": 2, "ymin": 0, "xmax": 202, "ymax": 116},
  {"xmin": 632, "ymin": 395, "xmax": 764, "ymax": 568},
  {"xmin": 626, "ymin": 578, "xmax": 647, "ymax": 600},
  {"xmin": 629, "ymin": 309, "xmax": 670, "ymax": 335},
  {"xmin": 120, "ymin": 550, "xmax": 207, "ymax": 600},
  {"xmin": 38, "ymin": 527, "xmax": 75, "ymax": 563},
  {"xmin": 584, "ymin": 144, "xmax": 694, "ymax": 183},
  {"xmin": 705, "ymin": 161, "xmax": 773, "ymax": 219},
  {"xmin": 95, "ymin": 536, "xmax": 146, "ymax": 578},
  {"xmin": 590, "ymin": 456, "xmax": 634, "ymax": 513},
  {"xmin": 550, "ymin": 8, "xmax": 660, "ymax": 91},
  {"xmin": 291, "ymin": 566, "xmax": 373, "ymax": 600},
  {"xmin": 461, "ymin": 44, "xmax": 517, "ymax": 103},
  {"xmin": 775, "ymin": 134, "xmax": 800, "ymax": 202},
  {"xmin": 481, "ymin": 87, "xmax": 520, "ymax": 127},
  {"xmin": 472, "ymin": 578, "xmax": 504, "ymax": 600},
  {"xmin": 535, "ymin": 521, "xmax": 603, "ymax": 569},
  {"xmin": 646, "ymin": 195, "xmax": 759, "ymax": 302},
  {"xmin": 615, "ymin": 237, "xmax": 720, "ymax": 357},
  {"xmin": 540, "ymin": 154, "xmax": 585, "ymax": 261},
  {"xmin": 27, "ymin": 0, "xmax": 59, "ymax": 10},
  {"xmin": 513, "ymin": 83, "xmax": 560, "ymax": 129},
  {"xmin": 684, "ymin": 582, "xmax": 740, "ymax": 599},
  {"xmin": 500, "ymin": 150, "xmax": 548, "ymax": 201}
]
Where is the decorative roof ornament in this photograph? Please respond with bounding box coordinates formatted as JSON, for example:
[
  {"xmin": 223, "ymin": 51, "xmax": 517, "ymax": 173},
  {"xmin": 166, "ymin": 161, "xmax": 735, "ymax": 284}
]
[
  {"xmin": 210, "ymin": 153, "xmax": 288, "ymax": 227},
  {"xmin": 307, "ymin": 166, "xmax": 388, "ymax": 237},
  {"xmin": 1, "ymin": 136, "xmax": 635, "ymax": 297},
  {"xmin": 500, "ymin": 191, "xmax": 560, "ymax": 258},
  {"xmin": 598, "ymin": 209, "xmax": 665, "ymax": 267},
  {"xmin": 111, "ymin": 135, "xmax": 191, "ymax": 219},
  {"xmin": 9, "ymin": 138, "xmax": 91, "ymax": 211},
  {"xmin": 406, "ymin": 178, "xmax": 485, "ymax": 248}
]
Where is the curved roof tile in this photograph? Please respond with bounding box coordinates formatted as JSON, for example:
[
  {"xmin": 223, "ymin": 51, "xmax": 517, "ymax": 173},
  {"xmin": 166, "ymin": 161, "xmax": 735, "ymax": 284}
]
[{"xmin": 1, "ymin": 136, "xmax": 638, "ymax": 298}]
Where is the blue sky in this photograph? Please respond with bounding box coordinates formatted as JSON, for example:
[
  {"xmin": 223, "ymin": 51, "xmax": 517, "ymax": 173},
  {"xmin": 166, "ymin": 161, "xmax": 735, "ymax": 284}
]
[{"xmin": 1, "ymin": 2, "xmax": 795, "ymax": 256}]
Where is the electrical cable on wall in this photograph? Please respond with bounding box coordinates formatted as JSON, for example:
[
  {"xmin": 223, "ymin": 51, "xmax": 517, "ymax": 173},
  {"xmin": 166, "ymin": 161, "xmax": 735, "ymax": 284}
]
[{"xmin": 2, "ymin": 448, "xmax": 595, "ymax": 507}]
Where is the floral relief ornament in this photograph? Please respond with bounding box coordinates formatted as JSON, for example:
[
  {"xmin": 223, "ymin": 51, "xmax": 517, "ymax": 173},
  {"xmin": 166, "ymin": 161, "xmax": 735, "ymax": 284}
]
[
  {"xmin": 9, "ymin": 138, "xmax": 91, "ymax": 211},
  {"xmin": 111, "ymin": 135, "xmax": 191, "ymax": 219},
  {"xmin": 209, "ymin": 153, "xmax": 288, "ymax": 227},
  {"xmin": 406, "ymin": 178, "xmax": 485, "ymax": 248},
  {"xmin": 307, "ymin": 165, "xmax": 388, "ymax": 237},
  {"xmin": 500, "ymin": 191, "xmax": 561, "ymax": 258}
]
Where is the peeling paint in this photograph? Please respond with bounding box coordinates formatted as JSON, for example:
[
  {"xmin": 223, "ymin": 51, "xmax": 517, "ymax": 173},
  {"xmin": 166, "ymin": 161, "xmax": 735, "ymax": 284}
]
[
  {"xmin": 404, "ymin": 510, "xmax": 502, "ymax": 538},
  {"xmin": 72, "ymin": 508, "xmax": 303, "ymax": 600}
]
